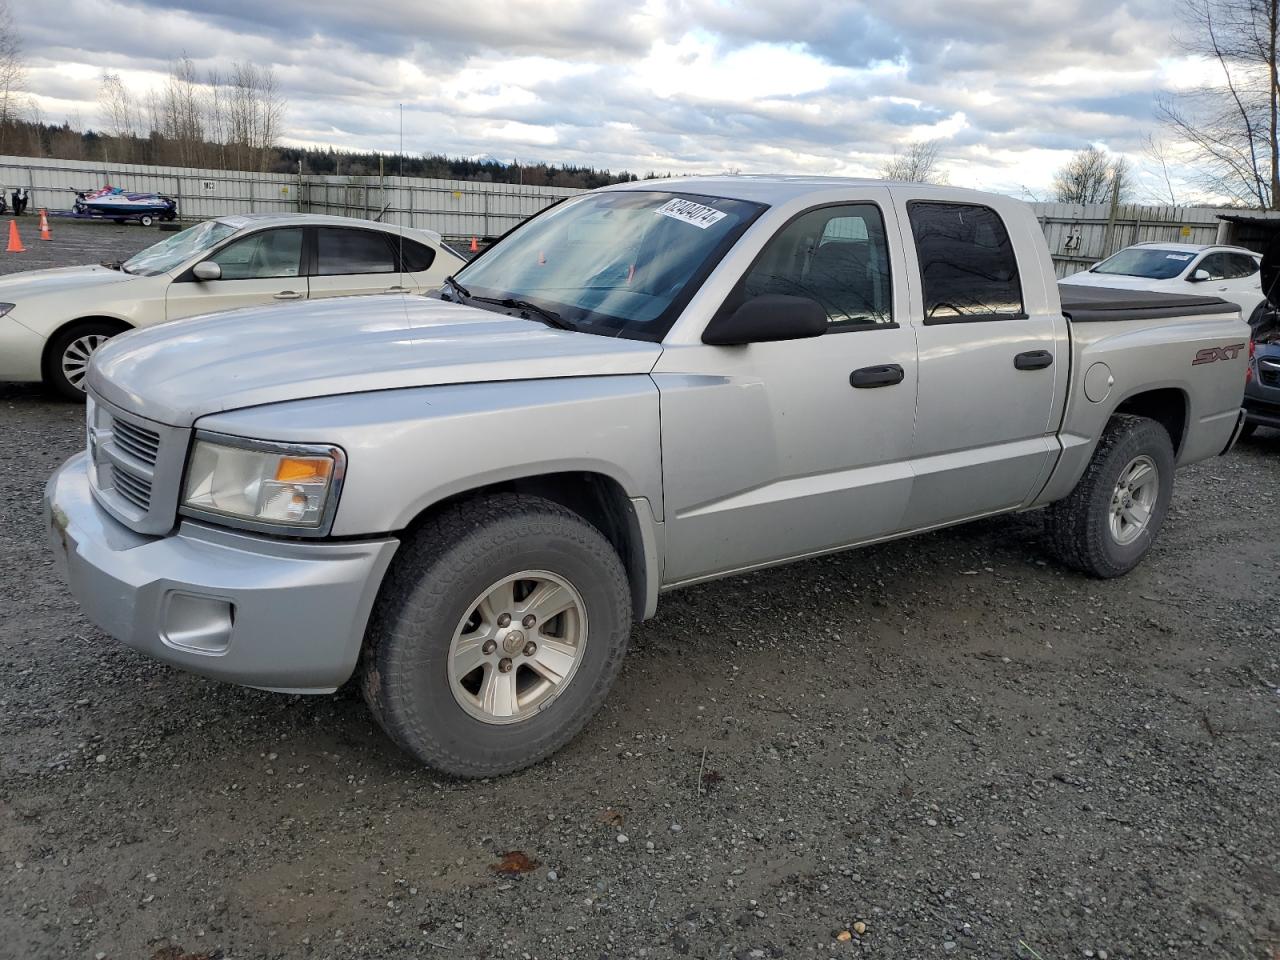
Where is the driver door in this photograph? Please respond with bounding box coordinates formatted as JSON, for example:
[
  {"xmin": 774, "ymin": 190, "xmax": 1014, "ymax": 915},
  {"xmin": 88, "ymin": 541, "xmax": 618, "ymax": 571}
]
[
  {"xmin": 655, "ymin": 194, "xmax": 919, "ymax": 585},
  {"xmin": 166, "ymin": 227, "xmax": 307, "ymax": 321}
]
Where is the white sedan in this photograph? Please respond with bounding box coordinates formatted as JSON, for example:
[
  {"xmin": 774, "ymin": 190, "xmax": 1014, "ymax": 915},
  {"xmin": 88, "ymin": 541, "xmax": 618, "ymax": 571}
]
[
  {"xmin": 1060, "ymin": 241, "xmax": 1265, "ymax": 321},
  {"xmin": 0, "ymin": 214, "xmax": 466, "ymax": 398}
]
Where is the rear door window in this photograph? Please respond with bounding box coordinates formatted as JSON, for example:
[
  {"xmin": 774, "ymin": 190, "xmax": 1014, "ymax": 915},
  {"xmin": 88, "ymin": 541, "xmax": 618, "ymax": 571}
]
[
  {"xmin": 314, "ymin": 229, "xmax": 398, "ymax": 275},
  {"xmin": 907, "ymin": 202, "xmax": 1024, "ymax": 323},
  {"xmin": 1226, "ymin": 253, "xmax": 1260, "ymax": 279}
]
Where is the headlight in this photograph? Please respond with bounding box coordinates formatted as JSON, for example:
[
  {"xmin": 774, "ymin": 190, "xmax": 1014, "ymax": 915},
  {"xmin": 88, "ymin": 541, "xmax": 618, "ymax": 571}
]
[
  {"xmin": 0, "ymin": 303, "xmax": 15, "ymax": 318},
  {"xmin": 181, "ymin": 433, "xmax": 345, "ymax": 535}
]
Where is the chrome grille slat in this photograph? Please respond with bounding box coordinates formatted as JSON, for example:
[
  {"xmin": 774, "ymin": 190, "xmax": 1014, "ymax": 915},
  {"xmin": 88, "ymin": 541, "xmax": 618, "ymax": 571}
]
[
  {"xmin": 86, "ymin": 391, "xmax": 189, "ymax": 535},
  {"xmin": 112, "ymin": 419, "xmax": 160, "ymax": 464}
]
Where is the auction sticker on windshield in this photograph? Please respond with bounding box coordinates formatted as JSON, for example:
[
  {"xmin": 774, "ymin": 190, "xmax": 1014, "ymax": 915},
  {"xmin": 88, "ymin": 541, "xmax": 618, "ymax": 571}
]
[{"xmin": 656, "ymin": 198, "xmax": 728, "ymax": 229}]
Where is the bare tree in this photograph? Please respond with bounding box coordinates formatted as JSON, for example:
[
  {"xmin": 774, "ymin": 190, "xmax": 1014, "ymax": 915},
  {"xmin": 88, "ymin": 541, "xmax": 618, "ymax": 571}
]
[
  {"xmin": 152, "ymin": 57, "xmax": 205, "ymax": 166},
  {"xmin": 98, "ymin": 73, "xmax": 142, "ymax": 162},
  {"xmin": 217, "ymin": 61, "xmax": 285, "ymax": 172},
  {"xmin": 0, "ymin": 0, "xmax": 26, "ymax": 152},
  {"xmin": 879, "ymin": 140, "xmax": 947, "ymax": 183},
  {"xmin": 1141, "ymin": 135, "xmax": 1184, "ymax": 205},
  {"xmin": 1157, "ymin": 0, "xmax": 1280, "ymax": 209},
  {"xmin": 1052, "ymin": 147, "xmax": 1129, "ymax": 204}
]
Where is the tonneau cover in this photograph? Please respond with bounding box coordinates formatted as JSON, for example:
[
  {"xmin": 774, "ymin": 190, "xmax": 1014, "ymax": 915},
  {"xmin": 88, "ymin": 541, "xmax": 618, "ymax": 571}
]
[{"xmin": 1059, "ymin": 284, "xmax": 1239, "ymax": 323}]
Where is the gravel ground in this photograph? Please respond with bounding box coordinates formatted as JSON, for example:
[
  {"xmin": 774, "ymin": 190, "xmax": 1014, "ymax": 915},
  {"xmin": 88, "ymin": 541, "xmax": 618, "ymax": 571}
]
[{"xmin": 1, "ymin": 222, "xmax": 1279, "ymax": 960}]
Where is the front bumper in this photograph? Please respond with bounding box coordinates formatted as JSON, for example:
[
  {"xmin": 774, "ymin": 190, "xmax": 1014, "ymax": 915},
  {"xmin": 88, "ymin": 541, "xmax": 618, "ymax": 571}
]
[
  {"xmin": 45, "ymin": 452, "xmax": 399, "ymax": 693},
  {"xmin": 0, "ymin": 315, "xmax": 44, "ymax": 381},
  {"xmin": 1243, "ymin": 393, "xmax": 1280, "ymax": 430}
]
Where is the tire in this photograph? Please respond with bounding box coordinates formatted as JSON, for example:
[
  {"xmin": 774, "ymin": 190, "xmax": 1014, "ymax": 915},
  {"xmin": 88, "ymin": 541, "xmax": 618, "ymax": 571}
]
[
  {"xmin": 44, "ymin": 321, "xmax": 122, "ymax": 400},
  {"xmin": 360, "ymin": 494, "xmax": 632, "ymax": 777},
  {"xmin": 1044, "ymin": 414, "xmax": 1175, "ymax": 578},
  {"xmin": 140, "ymin": 215, "xmax": 153, "ymax": 227}
]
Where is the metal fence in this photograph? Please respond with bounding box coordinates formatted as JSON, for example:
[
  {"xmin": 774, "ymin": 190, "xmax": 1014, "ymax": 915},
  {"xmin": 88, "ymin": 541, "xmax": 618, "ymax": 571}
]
[
  {"xmin": 0, "ymin": 155, "xmax": 581, "ymax": 241},
  {"xmin": 0, "ymin": 155, "xmax": 1260, "ymax": 270},
  {"xmin": 1028, "ymin": 202, "xmax": 1230, "ymax": 278}
]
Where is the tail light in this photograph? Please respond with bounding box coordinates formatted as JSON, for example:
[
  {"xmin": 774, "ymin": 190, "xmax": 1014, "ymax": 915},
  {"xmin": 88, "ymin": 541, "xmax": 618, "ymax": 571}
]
[{"xmin": 1247, "ymin": 338, "xmax": 1255, "ymax": 384}]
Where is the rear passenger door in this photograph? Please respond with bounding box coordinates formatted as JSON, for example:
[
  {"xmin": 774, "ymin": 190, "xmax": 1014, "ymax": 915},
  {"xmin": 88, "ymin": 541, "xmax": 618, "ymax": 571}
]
[
  {"xmin": 897, "ymin": 199, "xmax": 1064, "ymax": 528},
  {"xmin": 307, "ymin": 227, "xmax": 411, "ymax": 299}
]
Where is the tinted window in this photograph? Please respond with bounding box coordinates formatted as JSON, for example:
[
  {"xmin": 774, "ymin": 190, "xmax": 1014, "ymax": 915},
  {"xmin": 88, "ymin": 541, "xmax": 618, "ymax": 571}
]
[
  {"xmin": 208, "ymin": 228, "xmax": 303, "ymax": 280},
  {"xmin": 1226, "ymin": 253, "xmax": 1259, "ymax": 279},
  {"xmin": 1196, "ymin": 252, "xmax": 1230, "ymax": 280},
  {"xmin": 315, "ymin": 229, "xmax": 396, "ymax": 275},
  {"xmin": 908, "ymin": 202, "xmax": 1023, "ymax": 322},
  {"xmin": 397, "ymin": 238, "xmax": 437, "ymax": 273},
  {"xmin": 738, "ymin": 204, "xmax": 893, "ymax": 327}
]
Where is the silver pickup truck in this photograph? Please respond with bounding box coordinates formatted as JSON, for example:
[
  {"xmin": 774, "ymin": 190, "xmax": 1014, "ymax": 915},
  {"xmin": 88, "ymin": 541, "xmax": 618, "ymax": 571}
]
[{"xmin": 46, "ymin": 178, "xmax": 1250, "ymax": 776}]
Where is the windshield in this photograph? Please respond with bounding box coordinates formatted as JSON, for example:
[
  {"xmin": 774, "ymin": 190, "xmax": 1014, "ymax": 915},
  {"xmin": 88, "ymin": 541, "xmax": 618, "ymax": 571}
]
[
  {"xmin": 122, "ymin": 220, "xmax": 238, "ymax": 276},
  {"xmin": 454, "ymin": 190, "xmax": 765, "ymax": 340},
  {"xmin": 1091, "ymin": 247, "xmax": 1197, "ymax": 280}
]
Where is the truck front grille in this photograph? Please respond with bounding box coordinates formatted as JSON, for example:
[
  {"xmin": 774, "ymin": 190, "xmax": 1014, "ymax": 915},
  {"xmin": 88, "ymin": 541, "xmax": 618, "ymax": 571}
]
[
  {"xmin": 1260, "ymin": 364, "xmax": 1280, "ymax": 387},
  {"xmin": 86, "ymin": 393, "xmax": 189, "ymax": 535}
]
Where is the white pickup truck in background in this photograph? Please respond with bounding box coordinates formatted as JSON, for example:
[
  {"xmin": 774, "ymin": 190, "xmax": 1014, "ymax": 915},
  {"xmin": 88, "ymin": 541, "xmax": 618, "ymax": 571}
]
[{"xmin": 47, "ymin": 177, "xmax": 1251, "ymax": 776}]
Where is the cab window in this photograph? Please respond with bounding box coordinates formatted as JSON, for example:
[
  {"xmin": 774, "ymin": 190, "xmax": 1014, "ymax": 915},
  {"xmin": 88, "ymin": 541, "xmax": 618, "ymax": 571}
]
[
  {"xmin": 737, "ymin": 204, "xmax": 893, "ymax": 328},
  {"xmin": 207, "ymin": 228, "xmax": 303, "ymax": 280},
  {"xmin": 907, "ymin": 201, "xmax": 1024, "ymax": 323}
]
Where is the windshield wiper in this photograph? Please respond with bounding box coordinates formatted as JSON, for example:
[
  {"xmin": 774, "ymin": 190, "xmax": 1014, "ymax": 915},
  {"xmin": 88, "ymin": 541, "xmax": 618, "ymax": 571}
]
[
  {"xmin": 492, "ymin": 298, "xmax": 575, "ymax": 331},
  {"xmin": 442, "ymin": 274, "xmax": 471, "ymax": 301}
]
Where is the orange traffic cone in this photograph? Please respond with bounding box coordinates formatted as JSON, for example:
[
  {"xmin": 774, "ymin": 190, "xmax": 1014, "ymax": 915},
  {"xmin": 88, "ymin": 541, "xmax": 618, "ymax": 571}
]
[
  {"xmin": 469, "ymin": 236, "xmax": 479, "ymax": 253},
  {"xmin": 6, "ymin": 220, "xmax": 24, "ymax": 253},
  {"xmin": 39, "ymin": 209, "xmax": 51, "ymax": 241}
]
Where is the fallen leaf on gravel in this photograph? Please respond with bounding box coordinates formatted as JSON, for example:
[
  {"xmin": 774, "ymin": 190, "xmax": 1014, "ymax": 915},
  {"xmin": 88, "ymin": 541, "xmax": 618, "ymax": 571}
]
[
  {"xmin": 490, "ymin": 851, "xmax": 539, "ymax": 876},
  {"xmin": 596, "ymin": 808, "xmax": 625, "ymax": 828},
  {"xmin": 700, "ymin": 769, "xmax": 724, "ymax": 792}
]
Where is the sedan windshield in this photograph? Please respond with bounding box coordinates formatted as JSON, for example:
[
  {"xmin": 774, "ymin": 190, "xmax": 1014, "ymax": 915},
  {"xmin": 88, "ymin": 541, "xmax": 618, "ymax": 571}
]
[
  {"xmin": 1091, "ymin": 247, "xmax": 1196, "ymax": 280},
  {"xmin": 122, "ymin": 220, "xmax": 238, "ymax": 276},
  {"xmin": 453, "ymin": 191, "xmax": 765, "ymax": 340}
]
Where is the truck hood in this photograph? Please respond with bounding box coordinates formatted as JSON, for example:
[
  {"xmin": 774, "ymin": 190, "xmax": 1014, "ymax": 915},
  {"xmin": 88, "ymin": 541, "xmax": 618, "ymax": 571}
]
[
  {"xmin": 0, "ymin": 264, "xmax": 137, "ymax": 300},
  {"xmin": 88, "ymin": 294, "xmax": 664, "ymax": 426}
]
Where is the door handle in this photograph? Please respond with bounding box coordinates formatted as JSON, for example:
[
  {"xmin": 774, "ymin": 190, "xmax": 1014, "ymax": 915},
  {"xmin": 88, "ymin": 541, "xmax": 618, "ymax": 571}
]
[
  {"xmin": 1014, "ymin": 350, "xmax": 1054, "ymax": 370},
  {"xmin": 849, "ymin": 363, "xmax": 905, "ymax": 388},
  {"xmin": 273, "ymin": 290, "xmax": 304, "ymax": 300}
]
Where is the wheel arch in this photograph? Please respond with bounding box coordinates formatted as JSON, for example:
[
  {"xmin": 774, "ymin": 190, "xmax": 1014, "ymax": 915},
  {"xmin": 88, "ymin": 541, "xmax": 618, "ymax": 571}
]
[
  {"xmin": 40, "ymin": 315, "xmax": 134, "ymax": 376},
  {"xmin": 1109, "ymin": 386, "xmax": 1189, "ymax": 457},
  {"xmin": 399, "ymin": 470, "xmax": 660, "ymax": 622}
]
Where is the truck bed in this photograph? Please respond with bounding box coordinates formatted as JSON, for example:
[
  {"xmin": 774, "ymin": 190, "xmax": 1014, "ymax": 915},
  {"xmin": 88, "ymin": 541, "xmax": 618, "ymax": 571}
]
[{"xmin": 1058, "ymin": 284, "xmax": 1239, "ymax": 323}]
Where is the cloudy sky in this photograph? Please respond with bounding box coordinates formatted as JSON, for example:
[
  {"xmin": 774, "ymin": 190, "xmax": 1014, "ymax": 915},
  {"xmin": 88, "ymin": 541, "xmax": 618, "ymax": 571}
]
[{"xmin": 14, "ymin": 0, "xmax": 1215, "ymax": 198}]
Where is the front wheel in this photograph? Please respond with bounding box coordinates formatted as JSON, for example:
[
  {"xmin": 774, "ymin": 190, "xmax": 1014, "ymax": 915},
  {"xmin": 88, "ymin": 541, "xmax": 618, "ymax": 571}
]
[
  {"xmin": 44, "ymin": 321, "xmax": 122, "ymax": 400},
  {"xmin": 360, "ymin": 494, "xmax": 632, "ymax": 777},
  {"xmin": 1044, "ymin": 414, "xmax": 1175, "ymax": 578}
]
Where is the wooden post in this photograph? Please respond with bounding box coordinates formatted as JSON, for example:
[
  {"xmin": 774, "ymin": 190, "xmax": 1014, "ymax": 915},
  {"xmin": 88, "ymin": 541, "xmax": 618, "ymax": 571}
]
[{"xmin": 1101, "ymin": 176, "xmax": 1122, "ymax": 257}]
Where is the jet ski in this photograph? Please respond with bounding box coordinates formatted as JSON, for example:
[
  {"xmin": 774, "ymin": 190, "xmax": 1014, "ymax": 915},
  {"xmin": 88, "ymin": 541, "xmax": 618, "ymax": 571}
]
[{"xmin": 73, "ymin": 186, "xmax": 178, "ymax": 225}]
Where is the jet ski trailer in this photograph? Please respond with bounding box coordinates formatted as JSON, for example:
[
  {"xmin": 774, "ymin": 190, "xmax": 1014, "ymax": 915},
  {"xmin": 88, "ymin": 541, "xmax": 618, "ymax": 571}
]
[{"xmin": 72, "ymin": 186, "xmax": 178, "ymax": 226}]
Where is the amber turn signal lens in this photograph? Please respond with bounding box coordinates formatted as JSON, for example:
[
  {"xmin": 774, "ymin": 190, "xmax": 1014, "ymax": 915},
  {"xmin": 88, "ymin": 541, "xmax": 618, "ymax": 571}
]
[{"xmin": 274, "ymin": 457, "xmax": 333, "ymax": 484}]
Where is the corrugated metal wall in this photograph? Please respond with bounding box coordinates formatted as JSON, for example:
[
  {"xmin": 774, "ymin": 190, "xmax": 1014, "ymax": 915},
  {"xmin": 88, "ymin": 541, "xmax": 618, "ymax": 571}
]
[
  {"xmin": 1028, "ymin": 202, "xmax": 1228, "ymax": 278},
  {"xmin": 0, "ymin": 155, "xmax": 581, "ymax": 240},
  {"xmin": 0, "ymin": 155, "xmax": 1257, "ymax": 265}
]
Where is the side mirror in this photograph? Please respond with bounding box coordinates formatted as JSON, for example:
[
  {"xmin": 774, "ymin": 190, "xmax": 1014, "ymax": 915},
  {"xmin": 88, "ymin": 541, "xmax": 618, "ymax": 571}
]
[
  {"xmin": 702, "ymin": 294, "xmax": 828, "ymax": 346},
  {"xmin": 192, "ymin": 261, "xmax": 222, "ymax": 281},
  {"xmin": 1190, "ymin": 268, "xmax": 1211, "ymax": 282}
]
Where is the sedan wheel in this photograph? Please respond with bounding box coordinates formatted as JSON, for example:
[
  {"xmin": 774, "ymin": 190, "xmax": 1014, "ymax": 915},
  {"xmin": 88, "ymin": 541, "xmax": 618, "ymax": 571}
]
[{"xmin": 61, "ymin": 334, "xmax": 110, "ymax": 392}]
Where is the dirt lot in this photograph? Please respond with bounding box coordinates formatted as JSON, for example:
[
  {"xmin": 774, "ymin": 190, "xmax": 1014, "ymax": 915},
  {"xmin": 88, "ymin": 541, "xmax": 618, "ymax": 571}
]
[{"xmin": 1, "ymin": 222, "xmax": 1279, "ymax": 960}]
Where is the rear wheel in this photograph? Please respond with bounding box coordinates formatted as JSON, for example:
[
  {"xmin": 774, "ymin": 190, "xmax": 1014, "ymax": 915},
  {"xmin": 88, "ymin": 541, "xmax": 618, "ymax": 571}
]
[
  {"xmin": 140, "ymin": 215, "xmax": 153, "ymax": 227},
  {"xmin": 1045, "ymin": 414, "xmax": 1175, "ymax": 577},
  {"xmin": 360, "ymin": 494, "xmax": 631, "ymax": 777}
]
